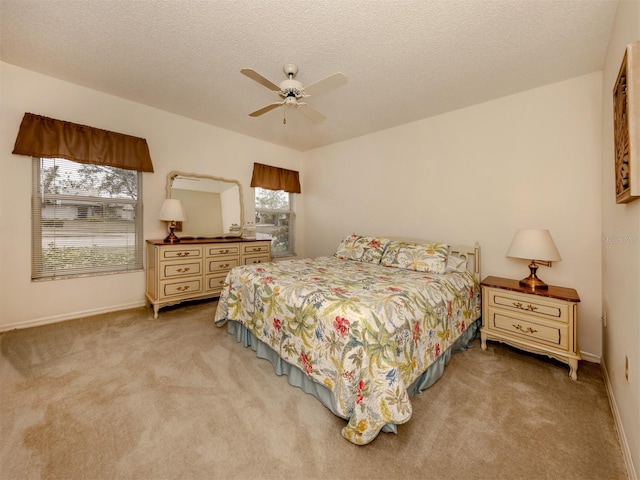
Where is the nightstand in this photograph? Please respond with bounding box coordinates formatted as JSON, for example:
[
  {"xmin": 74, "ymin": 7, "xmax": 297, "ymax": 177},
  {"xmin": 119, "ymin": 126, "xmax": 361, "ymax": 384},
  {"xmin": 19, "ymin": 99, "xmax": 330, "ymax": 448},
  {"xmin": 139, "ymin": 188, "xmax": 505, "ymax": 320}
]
[{"xmin": 480, "ymin": 276, "xmax": 581, "ymax": 380}]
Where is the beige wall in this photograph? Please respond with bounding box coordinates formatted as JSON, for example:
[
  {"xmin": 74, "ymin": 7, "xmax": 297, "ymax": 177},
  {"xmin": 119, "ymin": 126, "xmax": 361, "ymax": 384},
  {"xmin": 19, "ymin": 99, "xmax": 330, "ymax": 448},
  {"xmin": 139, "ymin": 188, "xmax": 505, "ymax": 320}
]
[
  {"xmin": 304, "ymin": 72, "xmax": 603, "ymax": 361},
  {"xmin": 601, "ymin": 1, "xmax": 640, "ymax": 477},
  {"xmin": 0, "ymin": 62, "xmax": 305, "ymax": 329}
]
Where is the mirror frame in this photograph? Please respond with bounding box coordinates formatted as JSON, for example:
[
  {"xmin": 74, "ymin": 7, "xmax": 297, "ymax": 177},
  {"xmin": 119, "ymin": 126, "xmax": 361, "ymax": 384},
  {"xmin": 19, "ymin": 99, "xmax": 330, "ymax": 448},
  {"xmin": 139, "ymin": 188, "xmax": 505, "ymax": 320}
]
[{"xmin": 166, "ymin": 170, "xmax": 244, "ymax": 238}]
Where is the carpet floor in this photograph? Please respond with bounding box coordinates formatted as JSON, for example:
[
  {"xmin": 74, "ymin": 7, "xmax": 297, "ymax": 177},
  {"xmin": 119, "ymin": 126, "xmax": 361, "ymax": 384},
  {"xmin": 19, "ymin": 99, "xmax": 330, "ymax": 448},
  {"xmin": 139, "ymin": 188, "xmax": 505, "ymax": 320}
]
[{"xmin": 0, "ymin": 299, "xmax": 628, "ymax": 480}]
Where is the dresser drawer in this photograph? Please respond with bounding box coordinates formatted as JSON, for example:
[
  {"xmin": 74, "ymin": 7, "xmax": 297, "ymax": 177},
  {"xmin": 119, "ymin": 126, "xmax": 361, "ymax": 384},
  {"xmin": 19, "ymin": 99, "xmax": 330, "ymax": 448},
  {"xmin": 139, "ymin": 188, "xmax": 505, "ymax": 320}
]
[
  {"xmin": 161, "ymin": 260, "xmax": 202, "ymax": 279},
  {"xmin": 243, "ymin": 243, "xmax": 270, "ymax": 255},
  {"xmin": 207, "ymin": 258, "xmax": 239, "ymax": 273},
  {"xmin": 160, "ymin": 246, "xmax": 203, "ymax": 260},
  {"xmin": 206, "ymin": 272, "xmax": 228, "ymax": 292},
  {"xmin": 487, "ymin": 289, "xmax": 569, "ymax": 323},
  {"xmin": 488, "ymin": 309, "xmax": 569, "ymax": 349},
  {"xmin": 160, "ymin": 278, "xmax": 203, "ymax": 299},
  {"xmin": 206, "ymin": 245, "xmax": 240, "ymax": 257},
  {"xmin": 244, "ymin": 255, "xmax": 270, "ymax": 265}
]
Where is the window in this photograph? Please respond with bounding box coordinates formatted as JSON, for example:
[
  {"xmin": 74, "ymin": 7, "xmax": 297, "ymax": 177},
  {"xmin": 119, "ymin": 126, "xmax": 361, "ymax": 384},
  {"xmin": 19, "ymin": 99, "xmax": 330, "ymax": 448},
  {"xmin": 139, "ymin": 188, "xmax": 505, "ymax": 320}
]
[
  {"xmin": 255, "ymin": 187, "xmax": 295, "ymax": 257},
  {"xmin": 32, "ymin": 157, "xmax": 143, "ymax": 280}
]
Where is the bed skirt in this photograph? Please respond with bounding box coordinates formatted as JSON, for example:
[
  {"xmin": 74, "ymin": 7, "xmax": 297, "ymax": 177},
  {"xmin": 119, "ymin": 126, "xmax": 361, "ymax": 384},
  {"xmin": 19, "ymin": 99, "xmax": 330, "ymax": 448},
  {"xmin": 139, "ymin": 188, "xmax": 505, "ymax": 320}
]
[{"xmin": 224, "ymin": 317, "xmax": 480, "ymax": 435}]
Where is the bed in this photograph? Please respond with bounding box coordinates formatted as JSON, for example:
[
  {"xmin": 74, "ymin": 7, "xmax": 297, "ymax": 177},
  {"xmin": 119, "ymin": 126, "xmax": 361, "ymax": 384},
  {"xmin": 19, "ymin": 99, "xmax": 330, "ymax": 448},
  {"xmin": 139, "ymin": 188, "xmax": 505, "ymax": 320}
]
[{"xmin": 214, "ymin": 235, "xmax": 482, "ymax": 445}]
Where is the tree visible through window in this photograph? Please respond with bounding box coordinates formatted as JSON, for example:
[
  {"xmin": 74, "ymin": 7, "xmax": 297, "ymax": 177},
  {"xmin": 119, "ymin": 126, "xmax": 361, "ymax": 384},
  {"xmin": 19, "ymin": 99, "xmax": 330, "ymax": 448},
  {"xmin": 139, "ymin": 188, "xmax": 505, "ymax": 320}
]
[
  {"xmin": 32, "ymin": 157, "xmax": 143, "ymax": 279},
  {"xmin": 255, "ymin": 187, "xmax": 294, "ymax": 257}
]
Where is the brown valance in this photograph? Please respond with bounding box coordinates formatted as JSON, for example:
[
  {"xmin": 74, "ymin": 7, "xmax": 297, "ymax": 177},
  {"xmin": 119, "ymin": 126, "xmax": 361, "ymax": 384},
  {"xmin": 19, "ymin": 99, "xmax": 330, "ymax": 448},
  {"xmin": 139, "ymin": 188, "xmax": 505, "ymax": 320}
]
[
  {"xmin": 12, "ymin": 113, "xmax": 154, "ymax": 172},
  {"xmin": 250, "ymin": 162, "xmax": 301, "ymax": 193}
]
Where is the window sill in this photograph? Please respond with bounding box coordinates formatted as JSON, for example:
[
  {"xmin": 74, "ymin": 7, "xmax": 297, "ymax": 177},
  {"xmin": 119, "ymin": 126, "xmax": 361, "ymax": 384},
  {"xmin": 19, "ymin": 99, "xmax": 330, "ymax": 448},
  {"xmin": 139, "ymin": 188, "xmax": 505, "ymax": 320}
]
[{"xmin": 32, "ymin": 268, "xmax": 144, "ymax": 282}]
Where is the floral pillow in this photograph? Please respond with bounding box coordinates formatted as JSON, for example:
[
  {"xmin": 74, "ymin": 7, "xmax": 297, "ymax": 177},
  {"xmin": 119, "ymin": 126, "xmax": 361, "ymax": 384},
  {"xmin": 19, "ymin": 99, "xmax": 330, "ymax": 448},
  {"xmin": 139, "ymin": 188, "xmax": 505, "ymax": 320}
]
[
  {"xmin": 380, "ymin": 241, "xmax": 449, "ymax": 274},
  {"xmin": 335, "ymin": 235, "xmax": 391, "ymax": 264}
]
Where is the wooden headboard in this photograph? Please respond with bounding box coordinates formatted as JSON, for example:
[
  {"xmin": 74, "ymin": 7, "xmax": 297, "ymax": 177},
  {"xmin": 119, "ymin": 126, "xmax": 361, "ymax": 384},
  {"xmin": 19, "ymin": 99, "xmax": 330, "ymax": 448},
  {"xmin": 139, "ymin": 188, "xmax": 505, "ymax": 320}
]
[{"xmin": 450, "ymin": 243, "xmax": 481, "ymax": 283}]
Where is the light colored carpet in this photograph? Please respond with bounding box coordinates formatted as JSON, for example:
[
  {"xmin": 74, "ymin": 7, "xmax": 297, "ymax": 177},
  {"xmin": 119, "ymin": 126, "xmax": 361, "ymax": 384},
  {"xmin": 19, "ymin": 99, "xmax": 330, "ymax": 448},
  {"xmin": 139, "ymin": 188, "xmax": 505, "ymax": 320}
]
[{"xmin": 0, "ymin": 299, "xmax": 628, "ymax": 480}]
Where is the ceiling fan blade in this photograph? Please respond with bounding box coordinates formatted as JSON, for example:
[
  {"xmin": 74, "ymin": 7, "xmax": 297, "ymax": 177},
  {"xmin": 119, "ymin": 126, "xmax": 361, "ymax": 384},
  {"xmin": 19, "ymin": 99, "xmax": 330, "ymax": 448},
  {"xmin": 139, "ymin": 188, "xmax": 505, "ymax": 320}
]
[
  {"xmin": 303, "ymin": 72, "xmax": 347, "ymax": 97},
  {"xmin": 249, "ymin": 102, "xmax": 283, "ymax": 117},
  {"xmin": 241, "ymin": 68, "xmax": 281, "ymax": 92},
  {"xmin": 298, "ymin": 103, "xmax": 326, "ymax": 123}
]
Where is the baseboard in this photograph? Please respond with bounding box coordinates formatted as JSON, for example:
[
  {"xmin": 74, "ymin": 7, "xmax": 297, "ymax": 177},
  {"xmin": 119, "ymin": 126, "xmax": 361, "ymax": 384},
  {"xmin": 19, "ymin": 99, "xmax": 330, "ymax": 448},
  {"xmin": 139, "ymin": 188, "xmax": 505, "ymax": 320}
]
[
  {"xmin": 0, "ymin": 301, "xmax": 148, "ymax": 333},
  {"xmin": 580, "ymin": 350, "xmax": 601, "ymax": 363},
  {"xmin": 601, "ymin": 358, "xmax": 637, "ymax": 480}
]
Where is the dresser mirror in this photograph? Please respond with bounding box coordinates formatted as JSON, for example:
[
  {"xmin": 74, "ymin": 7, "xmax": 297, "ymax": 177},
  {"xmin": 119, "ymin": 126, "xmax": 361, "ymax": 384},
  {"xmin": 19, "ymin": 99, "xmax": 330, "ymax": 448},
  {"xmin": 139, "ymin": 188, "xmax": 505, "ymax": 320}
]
[{"xmin": 166, "ymin": 171, "xmax": 244, "ymax": 238}]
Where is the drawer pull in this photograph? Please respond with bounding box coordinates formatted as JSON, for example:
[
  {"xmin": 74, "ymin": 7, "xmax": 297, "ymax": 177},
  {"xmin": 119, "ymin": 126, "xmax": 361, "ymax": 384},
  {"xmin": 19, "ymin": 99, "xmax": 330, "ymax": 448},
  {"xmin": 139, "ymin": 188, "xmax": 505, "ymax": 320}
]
[
  {"xmin": 252, "ymin": 247, "xmax": 261, "ymax": 252},
  {"xmin": 176, "ymin": 267, "xmax": 190, "ymax": 273},
  {"xmin": 176, "ymin": 285, "xmax": 190, "ymax": 292},
  {"xmin": 512, "ymin": 302, "xmax": 538, "ymax": 312},
  {"xmin": 219, "ymin": 263, "xmax": 230, "ymax": 269},
  {"xmin": 252, "ymin": 260, "xmax": 262, "ymax": 264},
  {"xmin": 513, "ymin": 324, "xmax": 538, "ymax": 334},
  {"xmin": 176, "ymin": 252, "xmax": 190, "ymax": 257},
  {"xmin": 218, "ymin": 249, "xmax": 230, "ymax": 254}
]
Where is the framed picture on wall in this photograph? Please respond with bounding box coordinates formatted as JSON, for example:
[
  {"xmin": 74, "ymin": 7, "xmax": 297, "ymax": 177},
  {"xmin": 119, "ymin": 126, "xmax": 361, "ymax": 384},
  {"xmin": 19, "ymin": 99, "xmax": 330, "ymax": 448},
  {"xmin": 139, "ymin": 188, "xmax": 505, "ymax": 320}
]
[{"xmin": 613, "ymin": 41, "xmax": 639, "ymax": 204}]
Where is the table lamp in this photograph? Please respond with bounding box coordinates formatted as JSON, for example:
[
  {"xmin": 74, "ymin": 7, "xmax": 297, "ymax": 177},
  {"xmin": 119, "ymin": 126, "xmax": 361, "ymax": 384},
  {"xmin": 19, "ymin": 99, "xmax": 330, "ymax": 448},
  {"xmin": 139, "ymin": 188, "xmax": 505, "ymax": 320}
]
[
  {"xmin": 506, "ymin": 229, "xmax": 561, "ymax": 290},
  {"xmin": 158, "ymin": 198, "xmax": 187, "ymax": 243}
]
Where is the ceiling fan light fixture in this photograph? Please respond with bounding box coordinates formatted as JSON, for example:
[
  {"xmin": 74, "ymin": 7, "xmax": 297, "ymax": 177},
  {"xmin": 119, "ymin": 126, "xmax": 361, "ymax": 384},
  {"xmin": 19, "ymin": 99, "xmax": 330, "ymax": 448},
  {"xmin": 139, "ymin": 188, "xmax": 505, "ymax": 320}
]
[{"xmin": 280, "ymin": 79, "xmax": 304, "ymax": 99}]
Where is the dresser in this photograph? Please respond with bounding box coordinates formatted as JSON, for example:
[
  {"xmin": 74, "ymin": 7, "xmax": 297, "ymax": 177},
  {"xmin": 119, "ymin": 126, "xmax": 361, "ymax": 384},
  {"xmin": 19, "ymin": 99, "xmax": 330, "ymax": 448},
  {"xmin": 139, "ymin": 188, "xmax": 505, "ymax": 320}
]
[
  {"xmin": 146, "ymin": 238, "xmax": 271, "ymax": 318},
  {"xmin": 480, "ymin": 276, "xmax": 581, "ymax": 380}
]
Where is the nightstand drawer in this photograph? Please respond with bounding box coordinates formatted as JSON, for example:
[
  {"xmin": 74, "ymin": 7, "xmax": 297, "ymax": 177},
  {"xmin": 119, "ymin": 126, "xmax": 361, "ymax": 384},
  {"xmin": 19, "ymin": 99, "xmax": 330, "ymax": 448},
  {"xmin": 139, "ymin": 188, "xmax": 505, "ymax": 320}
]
[
  {"xmin": 489, "ymin": 310, "xmax": 569, "ymax": 349},
  {"xmin": 487, "ymin": 290, "xmax": 569, "ymax": 323},
  {"xmin": 206, "ymin": 245, "xmax": 240, "ymax": 257},
  {"xmin": 161, "ymin": 261, "xmax": 202, "ymax": 279},
  {"xmin": 207, "ymin": 258, "xmax": 239, "ymax": 273}
]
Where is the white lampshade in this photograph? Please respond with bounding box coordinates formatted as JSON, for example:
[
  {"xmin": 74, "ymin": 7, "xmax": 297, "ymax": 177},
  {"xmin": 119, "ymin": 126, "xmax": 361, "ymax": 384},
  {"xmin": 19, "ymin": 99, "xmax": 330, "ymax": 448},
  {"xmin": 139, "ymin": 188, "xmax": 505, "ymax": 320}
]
[
  {"xmin": 158, "ymin": 198, "xmax": 187, "ymax": 222},
  {"xmin": 507, "ymin": 229, "xmax": 561, "ymax": 262}
]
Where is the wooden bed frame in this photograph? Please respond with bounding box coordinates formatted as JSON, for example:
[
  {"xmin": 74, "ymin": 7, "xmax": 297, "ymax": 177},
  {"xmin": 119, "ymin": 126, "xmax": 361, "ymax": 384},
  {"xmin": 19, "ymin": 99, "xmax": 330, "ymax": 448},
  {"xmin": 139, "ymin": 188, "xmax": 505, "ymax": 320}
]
[{"xmin": 450, "ymin": 243, "xmax": 481, "ymax": 282}]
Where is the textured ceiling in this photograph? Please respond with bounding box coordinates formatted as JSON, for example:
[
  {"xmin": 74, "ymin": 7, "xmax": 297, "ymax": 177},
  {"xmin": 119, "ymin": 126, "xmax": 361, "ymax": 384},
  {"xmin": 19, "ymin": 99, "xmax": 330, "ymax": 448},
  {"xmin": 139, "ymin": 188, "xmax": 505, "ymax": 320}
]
[{"xmin": 0, "ymin": 0, "xmax": 619, "ymax": 151}]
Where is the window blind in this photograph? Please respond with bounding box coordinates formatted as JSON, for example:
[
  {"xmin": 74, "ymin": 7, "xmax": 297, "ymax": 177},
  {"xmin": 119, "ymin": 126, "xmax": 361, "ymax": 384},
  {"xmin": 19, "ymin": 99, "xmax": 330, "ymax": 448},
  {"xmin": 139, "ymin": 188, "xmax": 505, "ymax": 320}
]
[{"xmin": 31, "ymin": 157, "xmax": 143, "ymax": 280}]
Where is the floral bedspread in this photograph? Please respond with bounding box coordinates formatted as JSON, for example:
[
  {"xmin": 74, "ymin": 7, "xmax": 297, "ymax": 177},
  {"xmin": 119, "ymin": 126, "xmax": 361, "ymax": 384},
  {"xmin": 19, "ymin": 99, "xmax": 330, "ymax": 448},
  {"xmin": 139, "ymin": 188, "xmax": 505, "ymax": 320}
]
[{"xmin": 214, "ymin": 256, "xmax": 481, "ymax": 445}]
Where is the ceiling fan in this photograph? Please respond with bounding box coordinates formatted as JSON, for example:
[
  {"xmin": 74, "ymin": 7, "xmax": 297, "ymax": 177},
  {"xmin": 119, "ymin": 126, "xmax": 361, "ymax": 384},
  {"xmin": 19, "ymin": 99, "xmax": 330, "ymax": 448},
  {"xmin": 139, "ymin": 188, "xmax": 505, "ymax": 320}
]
[{"xmin": 241, "ymin": 64, "xmax": 347, "ymax": 124}]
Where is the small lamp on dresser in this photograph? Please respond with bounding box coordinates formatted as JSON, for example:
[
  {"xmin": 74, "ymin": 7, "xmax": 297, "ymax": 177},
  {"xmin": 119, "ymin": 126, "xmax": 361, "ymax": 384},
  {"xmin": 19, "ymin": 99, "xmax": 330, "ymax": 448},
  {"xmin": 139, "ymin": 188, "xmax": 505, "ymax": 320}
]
[
  {"xmin": 158, "ymin": 198, "xmax": 187, "ymax": 243},
  {"xmin": 506, "ymin": 228, "xmax": 562, "ymax": 290}
]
